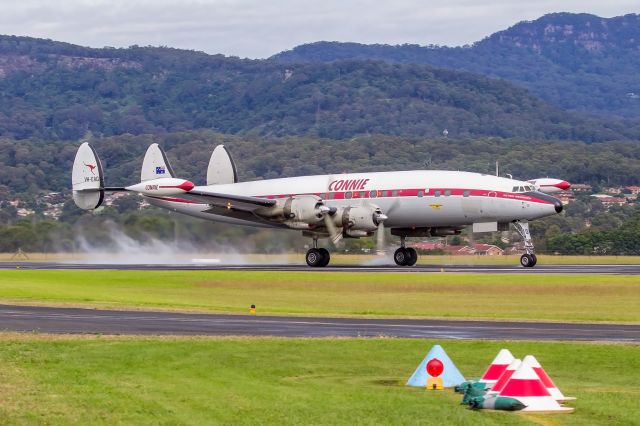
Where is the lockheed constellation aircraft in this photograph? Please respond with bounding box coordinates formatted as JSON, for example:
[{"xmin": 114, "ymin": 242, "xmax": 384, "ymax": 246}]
[{"xmin": 72, "ymin": 143, "xmax": 568, "ymax": 267}]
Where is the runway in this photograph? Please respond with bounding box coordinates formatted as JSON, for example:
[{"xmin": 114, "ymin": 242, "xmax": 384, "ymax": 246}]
[
  {"xmin": 0, "ymin": 304, "xmax": 638, "ymax": 342},
  {"xmin": 3, "ymin": 262, "xmax": 640, "ymax": 274}
]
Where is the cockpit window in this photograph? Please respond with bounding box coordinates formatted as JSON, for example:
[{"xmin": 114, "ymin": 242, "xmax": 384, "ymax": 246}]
[{"xmin": 512, "ymin": 186, "xmax": 519, "ymax": 192}]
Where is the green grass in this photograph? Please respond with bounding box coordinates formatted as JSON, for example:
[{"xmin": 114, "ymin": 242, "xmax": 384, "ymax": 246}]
[
  {"xmin": 0, "ymin": 335, "xmax": 636, "ymax": 425},
  {"xmin": 0, "ymin": 270, "xmax": 639, "ymax": 322}
]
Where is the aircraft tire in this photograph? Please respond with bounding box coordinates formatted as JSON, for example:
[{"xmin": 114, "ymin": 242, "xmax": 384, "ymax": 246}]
[
  {"xmin": 405, "ymin": 248, "xmax": 418, "ymax": 266},
  {"xmin": 394, "ymin": 248, "xmax": 409, "ymax": 266},
  {"xmin": 306, "ymin": 248, "xmax": 324, "ymax": 267},
  {"xmin": 318, "ymin": 248, "xmax": 331, "ymax": 267},
  {"xmin": 530, "ymin": 254, "xmax": 537, "ymax": 267},
  {"xmin": 520, "ymin": 254, "xmax": 536, "ymax": 268}
]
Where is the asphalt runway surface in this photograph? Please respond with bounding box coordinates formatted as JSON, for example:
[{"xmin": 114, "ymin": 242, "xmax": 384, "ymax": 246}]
[
  {"xmin": 3, "ymin": 262, "xmax": 640, "ymax": 274},
  {"xmin": 0, "ymin": 304, "xmax": 638, "ymax": 342}
]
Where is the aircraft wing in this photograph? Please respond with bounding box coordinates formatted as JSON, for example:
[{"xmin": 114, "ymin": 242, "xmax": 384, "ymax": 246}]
[{"xmin": 178, "ymin": 189, "xmax": 277, "ymax": 211}]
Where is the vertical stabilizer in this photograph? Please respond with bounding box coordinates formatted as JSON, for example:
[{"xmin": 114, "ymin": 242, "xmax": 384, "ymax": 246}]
[
  {"xmin": 141, "ymin": 143, "xmax": 175, "ymax": 181},
  {"xmin": 72, "ymin": 142, "xmax": 105, "ymax": 210},
  {"xmin": 207, "ymin": 145, "xmax": 238, "ymax": 185}
]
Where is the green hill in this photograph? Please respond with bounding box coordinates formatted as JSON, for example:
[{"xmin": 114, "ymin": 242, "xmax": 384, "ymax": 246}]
[
  {"xmin": 272, "ymin": 13, "xmax": 640, "ymax": 118},
  {"xmin": 0, "ymin": 34, "xmax": 637, "ymax": 141}
]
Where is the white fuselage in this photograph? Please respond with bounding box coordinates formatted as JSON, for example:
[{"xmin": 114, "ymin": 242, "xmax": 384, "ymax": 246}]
[{"xmin": 146, "ymin": 170, "xmax": 561, "ymax": 230}]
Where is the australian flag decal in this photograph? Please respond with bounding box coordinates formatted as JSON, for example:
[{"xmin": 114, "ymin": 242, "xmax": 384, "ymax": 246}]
[{"xmin": 156, "ymin": 166, "xmax": 166, "ymax": 175}]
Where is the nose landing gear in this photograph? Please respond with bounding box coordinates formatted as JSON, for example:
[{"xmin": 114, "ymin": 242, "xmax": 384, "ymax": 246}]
[
  {"xmin": 513, "ymin": 221, "xmax": 537, "ymax": 268},
  {"xmin": 393, "ymin": 236, "xmax": 418, "ymax": 266}
]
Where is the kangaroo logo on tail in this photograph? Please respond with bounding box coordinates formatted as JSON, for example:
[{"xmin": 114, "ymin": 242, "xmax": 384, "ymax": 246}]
[{"xmin": 84, "ymin": 162, "xmax": 97, "ymax": 175}]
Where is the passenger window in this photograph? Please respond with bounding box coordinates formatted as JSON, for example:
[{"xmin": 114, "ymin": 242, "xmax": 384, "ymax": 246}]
[
  {"xmin": 328, "ymin": 192, "xmax": 334, "ymax": 200},
  {"xmin": 463, "ymin": 190, "xmax": 470, "ymax": 197},
  {"xmin": 345, "ymin": 191, "xmax": 352, "ymax": 199},
  {"xmin": 360, "ymin": 191, "xmax": 366, "ymax": 198},
  {"xmin": 417, "ymin": 191, "xmax": 424, "ymax": 198},
  {"xmin": 435, "ymin": 190, "xmax": 441, "ymax": 197},
  {"xmin": 392, "ymin": 190, "xmax": 399, "ymax": 197},
  {"xmin": 370, "ymin": 190, "xmax": 377, "ymax": 198},
  {"xmin": 445, "ymin": 190, "xmax": 451, "ymax": 196}
]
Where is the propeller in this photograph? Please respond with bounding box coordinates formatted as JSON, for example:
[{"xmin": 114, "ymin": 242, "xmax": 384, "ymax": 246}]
[
  {"xmin": 319, "ymin": 205, "xmax": 343, "ymax": 245},
  {"xmin": 374, "ymin": 211, "xmax": 388, "ymax": 255}
]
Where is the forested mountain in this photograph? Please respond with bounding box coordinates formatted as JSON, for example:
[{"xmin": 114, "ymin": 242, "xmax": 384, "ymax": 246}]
[
  {"xmin": 272, "ymin": 13, "xmax": 640, "ymax": 117},
  {"xmin": 0, "ymin": 34, "xmax": 638, "ymax": 142}
]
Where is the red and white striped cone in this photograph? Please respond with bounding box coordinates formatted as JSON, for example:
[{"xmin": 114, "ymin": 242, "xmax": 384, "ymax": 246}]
[
  {"xmin": 498, "ymin": 363, "xmax": 573, "ymax": 412},
  {"xmin": 522, "ymin": 355, "xmax": 576, "ymax": 401},
  {"xmin": 480, "ymin": 349, "xmax": 514, "ymax": 387},
  {"xmin": 488, "ymin": 358, "xmax": 521, "ymax": 395}
]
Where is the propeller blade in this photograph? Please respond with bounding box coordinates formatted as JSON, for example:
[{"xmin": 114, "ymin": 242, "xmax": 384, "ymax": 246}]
[
  {"xmin": 376, "ymin": 221, "xmax": 386, "ymax": 255},
  {"xmin": 323, "ymin": 211, "xmax": 343, "ymax": 245}
]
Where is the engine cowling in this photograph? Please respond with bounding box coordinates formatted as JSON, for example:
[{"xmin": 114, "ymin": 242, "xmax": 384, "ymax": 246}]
[{"xmin": 282, "ymin": 195, "xmax": 325, "ymax": 224}]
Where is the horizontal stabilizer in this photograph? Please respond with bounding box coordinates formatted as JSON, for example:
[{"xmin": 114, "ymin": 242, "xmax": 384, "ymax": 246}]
[
  {"xmin": 207, "ymin": 145, "xmax": 238, "ymax": 185},
  {"xmin": 142, "ymin": 143, "xmax": 175, "ymax": 181},
  {"xmin": 71, "ymin": 142, "xmax": 104, "ymax": 210}
]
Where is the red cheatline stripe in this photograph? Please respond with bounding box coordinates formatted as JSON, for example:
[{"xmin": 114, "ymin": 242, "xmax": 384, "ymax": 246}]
[
  {"xmin": 159, "ymin": 181, "xmax": 195, "ymax": 191},
  {"xmin": 492, "ymin": 370, "xmax": 516, "ymax": 393},
  {"xmin": 533, "ymin": 367, "xmax": 556, "ymax": 388},
  {"xmin": 481, "ymin": 364, "xmax": 508, "ymax": 381},
  {"xmin": 501, "ymin": 379, "xmax": 551, "ymax": 397},
  {"xmin": 153, "ymin": 187, "xmax": 555, "ymax": 206}
]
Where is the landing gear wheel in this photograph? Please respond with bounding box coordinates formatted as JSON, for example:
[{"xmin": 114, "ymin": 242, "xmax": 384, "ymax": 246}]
[
  {"xmin": 394, "ymin": 247, "xmax": 409, "ymax": 266},
  {"xmin": 520, "ymin": 254, "xmax": 536, "ymax": 268},
  {"xmin": 306, "ymin": 248, "xmax": 324, "ymax": 267},
  {"xmin": 318, "ymin": 248, "xmax": 330, "ymax": 267},
  {"xmin": 405, "ymin": 247, "xmax": 418, "ymax": 266}
]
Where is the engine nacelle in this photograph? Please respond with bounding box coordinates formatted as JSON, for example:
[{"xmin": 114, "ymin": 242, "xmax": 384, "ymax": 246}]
[
  {"xmin": 527, "ymin": 178, "xmax": 571, "ymax": 194},
  {"xmin": 282, "ymin": 195, "xmax": 324, "ymax": 224},
  {"xmin": 429, "ymin": 227, "xmax": 462, "ymax": 237},
  {"xmin": 338, "ymin": 205, "xmax": 381, "ymax": 232},
  {"xmin": 125, "ymin": 178, "xmax": 195, "ymax": 196}
]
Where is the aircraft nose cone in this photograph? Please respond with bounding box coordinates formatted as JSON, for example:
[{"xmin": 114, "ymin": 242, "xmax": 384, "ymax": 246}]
[{"xmin": 554, "ymin": 200, "xmax": 563, "ymax": 213}]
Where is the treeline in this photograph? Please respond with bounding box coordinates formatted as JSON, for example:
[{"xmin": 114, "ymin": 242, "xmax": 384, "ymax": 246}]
[
  {"xmin": 272, "ymin": 13, "xmax": 640, "ymax": 117},
  {"xmin": 4, "ymin": 131, "xmax": 640, "ymax": 196},
  {"xmin": 0, "ymin": 35, "xmax": 638, "ymax": 141}
]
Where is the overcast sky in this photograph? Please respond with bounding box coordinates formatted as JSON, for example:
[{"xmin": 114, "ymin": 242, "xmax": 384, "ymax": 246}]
[{"xmin": 0, "ymin": 0, "xmax": 637, "ymax": 58}]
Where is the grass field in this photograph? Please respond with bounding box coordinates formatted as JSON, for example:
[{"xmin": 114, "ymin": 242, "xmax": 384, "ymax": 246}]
[
  {"xmin": 0, "ymin": 270, "xmax": 639, "ymax": 322},
  {"xmin": 0, "ymin": 335, "xmax": 636, "ymax": 425},
  {"xmin": 4, "ymin": 253, "xmax": 640, "ymax": 265}
]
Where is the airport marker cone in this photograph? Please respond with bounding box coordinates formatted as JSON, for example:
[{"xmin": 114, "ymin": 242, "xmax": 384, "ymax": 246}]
[
  {"xmin": 406, "ymin": 344, "xmax": 465, "ymax": 388},
  {"xmin": 498, "ymin": 363, "xmax": 573, "ymax": 412},
  {"xmin": 522, "ymin": 355, "xmax": 576, "ymax": 401},
  {"xmin": 479, "ymin": 349, "xmax": 514, "ymax": 386},
  {"xmin": 488, "ymin": 358, "xmax": 521, "ymax": 395}
]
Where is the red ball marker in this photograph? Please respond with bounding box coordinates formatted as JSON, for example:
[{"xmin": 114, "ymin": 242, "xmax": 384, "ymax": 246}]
[{"xmin": 426, "ymin": 358, "xmax": 444, "ymax": 377}]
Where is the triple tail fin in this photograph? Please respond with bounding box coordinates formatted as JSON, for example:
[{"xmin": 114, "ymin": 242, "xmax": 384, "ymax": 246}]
[
  {"xmin": 141, "ymin": 143, "xmax": 175, "ymax": 181},
  {"xmin": 72, "ymin": 142, "xmax": 105, "ymax": 210},
  {"xmin": 207, "ymin": 145, "xmax": 238, "ymax": 185}
]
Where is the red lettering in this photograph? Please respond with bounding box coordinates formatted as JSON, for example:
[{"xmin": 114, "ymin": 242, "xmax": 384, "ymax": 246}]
[
  {"xmin": 329, "ymin": 180, "xmax": 337, "ymax": 191},
  {"xmin": 359, "ymin": 179, "xmax": 369, "ymax": 190},
  {"xmin": 335, "ymin": 180, "xmax": 344, "ymax": 191},
  {"xmin": 348, "ymin": 180, "xmax": 358, "ymax": 191}
]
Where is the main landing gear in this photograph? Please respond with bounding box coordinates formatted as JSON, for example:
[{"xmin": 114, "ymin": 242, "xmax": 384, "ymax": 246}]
[
  {"xmin": 394, "ymin": 236, "xmax": 418, "ymax": 266},
  {"xmin": 306, "ymin": 239, "xmax": 330, "ymax": 267},
  {"xmin": 513, "ymin": 220, "xmax": 537, "ymax": 268}
]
